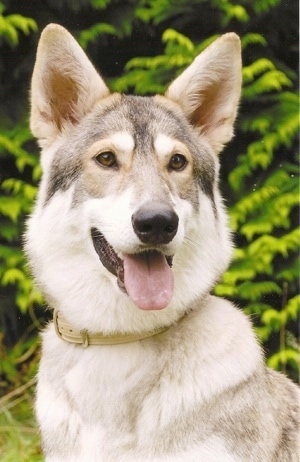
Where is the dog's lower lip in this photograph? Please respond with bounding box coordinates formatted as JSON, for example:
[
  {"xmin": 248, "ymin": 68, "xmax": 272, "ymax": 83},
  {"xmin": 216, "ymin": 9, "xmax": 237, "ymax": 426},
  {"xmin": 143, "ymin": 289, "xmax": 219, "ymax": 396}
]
[
  {"xmin": 117, "ymin": 268, "xmax": 126, "ymax": 292},
  {"xmin": 90, "ymin": 228, "xmax": 173, "ymax": 287},
  {"xmin": 91, "ymin": 228, "xmax": 123, "ymax": 278}
]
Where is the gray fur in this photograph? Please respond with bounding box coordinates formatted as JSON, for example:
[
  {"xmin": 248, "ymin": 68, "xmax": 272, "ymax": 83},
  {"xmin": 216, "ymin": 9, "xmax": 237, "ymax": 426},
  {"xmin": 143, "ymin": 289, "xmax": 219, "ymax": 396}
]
[{"xmin": 45, "ymin": 96, "xmax": 216, "ymax": 206}]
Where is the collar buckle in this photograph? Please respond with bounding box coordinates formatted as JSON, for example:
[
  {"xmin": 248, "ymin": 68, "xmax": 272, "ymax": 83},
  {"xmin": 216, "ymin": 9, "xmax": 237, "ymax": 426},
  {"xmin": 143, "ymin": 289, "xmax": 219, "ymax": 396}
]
[{"xmin": 80, "ymin": 329, "xmax": 89, "ymax": 348}]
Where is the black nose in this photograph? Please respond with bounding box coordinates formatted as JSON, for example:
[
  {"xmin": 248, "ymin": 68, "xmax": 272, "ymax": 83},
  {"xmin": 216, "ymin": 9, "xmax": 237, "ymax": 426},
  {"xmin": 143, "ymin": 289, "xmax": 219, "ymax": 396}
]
[{"xmin": 132, "ymin": 202, "xmax": 179, "ymax": 245}]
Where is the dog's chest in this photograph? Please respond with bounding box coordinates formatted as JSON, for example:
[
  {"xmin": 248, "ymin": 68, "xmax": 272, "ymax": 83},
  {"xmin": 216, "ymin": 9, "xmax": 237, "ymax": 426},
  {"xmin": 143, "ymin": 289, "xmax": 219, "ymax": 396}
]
[
  {"xmin": 56, "ymin": 343, "xmax": 238, "ymax": 462},
  {"xmin": 38, "ymin": 304, "xmax": 262, "ymax": 461},
  {"xmin": 62, "ymin": 340, "xmax": 193, "ymax": 431},
  {"xmin": 64, "ymin": 344, "xmax": 153, "ymax": 425}
]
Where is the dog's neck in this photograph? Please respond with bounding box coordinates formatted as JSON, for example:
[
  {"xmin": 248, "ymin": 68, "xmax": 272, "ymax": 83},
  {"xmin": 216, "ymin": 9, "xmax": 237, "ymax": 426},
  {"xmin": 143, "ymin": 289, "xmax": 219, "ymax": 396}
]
[{"xmin": 53, "ymin": 309, "xmax": 171, "ymax": 347}]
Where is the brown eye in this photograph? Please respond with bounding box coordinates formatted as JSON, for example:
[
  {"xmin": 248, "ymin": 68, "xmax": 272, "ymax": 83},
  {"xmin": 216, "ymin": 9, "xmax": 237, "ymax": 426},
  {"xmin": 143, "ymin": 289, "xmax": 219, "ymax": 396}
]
[
  {"xmin": 94, "ymin": 151, "xmax": 117, "ymax": 168},
  {"xmin": 168, "ymin": 154, "xmax": 187, "ymax": 171}
]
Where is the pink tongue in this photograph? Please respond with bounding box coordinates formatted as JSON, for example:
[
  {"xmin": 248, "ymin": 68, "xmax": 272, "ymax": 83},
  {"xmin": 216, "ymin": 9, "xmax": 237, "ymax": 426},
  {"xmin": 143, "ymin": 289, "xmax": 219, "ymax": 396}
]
[{"xmin": 123, "ymin": 252, "xmax": 174, "ymax": 310}]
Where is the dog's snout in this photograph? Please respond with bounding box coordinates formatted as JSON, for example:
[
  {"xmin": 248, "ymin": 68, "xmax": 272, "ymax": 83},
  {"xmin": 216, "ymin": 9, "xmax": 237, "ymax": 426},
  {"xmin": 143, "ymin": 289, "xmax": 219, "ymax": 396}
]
[{"xmin": 132, "ymin": 202, "xmax": 178, "ymax": 245}]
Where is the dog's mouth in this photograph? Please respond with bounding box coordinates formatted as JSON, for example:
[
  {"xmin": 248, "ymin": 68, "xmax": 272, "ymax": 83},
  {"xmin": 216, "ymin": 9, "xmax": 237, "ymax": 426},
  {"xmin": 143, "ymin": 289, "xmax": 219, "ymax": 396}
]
[{"xmin": 91, "ymin": 228, "xmax": 174, "ymax": 310}]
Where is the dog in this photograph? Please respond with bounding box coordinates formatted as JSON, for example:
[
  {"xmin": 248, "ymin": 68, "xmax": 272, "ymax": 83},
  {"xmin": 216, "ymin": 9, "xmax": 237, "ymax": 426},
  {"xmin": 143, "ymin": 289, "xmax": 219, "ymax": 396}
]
[{"xmin": 25, "ymin": 24, "xmax": 299, "ymax": 461}]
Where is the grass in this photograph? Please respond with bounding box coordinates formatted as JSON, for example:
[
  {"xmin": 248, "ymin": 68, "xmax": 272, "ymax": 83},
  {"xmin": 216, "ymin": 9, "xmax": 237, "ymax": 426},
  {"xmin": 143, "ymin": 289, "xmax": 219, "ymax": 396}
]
[{"xmin": 0, "ymin": 377, "xmax": 42, "ymax": 461}]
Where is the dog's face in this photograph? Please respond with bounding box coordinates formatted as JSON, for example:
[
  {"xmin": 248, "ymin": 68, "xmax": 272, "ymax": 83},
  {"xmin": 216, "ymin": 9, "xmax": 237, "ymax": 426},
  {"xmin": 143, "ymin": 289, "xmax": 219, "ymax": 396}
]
[{"xmin": 26, "ymin": 25, "xmax": 241, "ymax": 328}]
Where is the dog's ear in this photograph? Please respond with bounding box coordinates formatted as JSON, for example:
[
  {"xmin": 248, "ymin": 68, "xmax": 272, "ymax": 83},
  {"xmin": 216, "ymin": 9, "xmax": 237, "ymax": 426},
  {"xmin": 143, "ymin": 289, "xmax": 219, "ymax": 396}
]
[
  {"xmin": 30, "ymin": 24, "xmax": 109, "ymax": 147},
  {"xmin": 165, "ymin": 33, "xmax": 242, "ymax": 154}
]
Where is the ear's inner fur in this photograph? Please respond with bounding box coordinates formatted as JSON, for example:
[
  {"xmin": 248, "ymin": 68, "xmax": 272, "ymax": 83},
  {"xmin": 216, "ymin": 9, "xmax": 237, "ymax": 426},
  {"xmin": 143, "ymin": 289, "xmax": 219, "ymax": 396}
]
[{"xmin": 48, "ymin": 69, "xmax": 80, "ymax": 129}]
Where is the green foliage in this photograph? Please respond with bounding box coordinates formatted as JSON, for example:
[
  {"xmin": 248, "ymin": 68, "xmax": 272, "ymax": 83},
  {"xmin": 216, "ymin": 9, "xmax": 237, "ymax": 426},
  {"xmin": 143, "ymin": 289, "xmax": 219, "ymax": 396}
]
[
  {"xmin": 0, "ymin": 128, "xmax": 41, "ymax": 176},
  {"xmin": 250, "ymin": 0, "xmax": 281, "ymax": 14},
  {"xmin": 217, "ymin": 26, "xmax": 299, "ymax": 375},
  {"xmin": 214, "ymin": 0, "xmax": 249, "ymax": 25},
  {"xmin": 91, "ymin": 0, "xmax": 112, "ymax": 8},
  {"xmin": 79, "ymin": 22, "xmax": 118, "ymax": 48},
  {"xmin": 112, "ymin": 29, "xmax": 201, "ymax": 94},
  {"xmin": 0, "ymin": 123, "xmax": 42, "ymax": 315},
  {"xmin": 0, "ymin": 2, "xmax": 37, "ymax": 46},
  {"xmin": 136, "ymin": 0, "xmax": 196, "ymax": 24}
]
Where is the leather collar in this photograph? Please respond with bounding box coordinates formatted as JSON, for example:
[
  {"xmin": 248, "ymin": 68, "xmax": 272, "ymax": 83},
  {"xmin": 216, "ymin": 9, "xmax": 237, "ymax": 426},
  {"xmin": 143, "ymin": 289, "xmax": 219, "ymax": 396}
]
[{"xmin": 53, "ymin": 309, "xmax": 170, "ymax": 347}]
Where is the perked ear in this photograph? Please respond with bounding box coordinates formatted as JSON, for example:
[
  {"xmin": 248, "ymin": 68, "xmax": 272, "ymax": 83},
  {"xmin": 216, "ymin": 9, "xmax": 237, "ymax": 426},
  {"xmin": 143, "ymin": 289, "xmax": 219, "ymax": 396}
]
[
  {"xmin": 165, "ymin": 33, "xmax": 242, "ymax": 154},
  {"xmin": 30, "ymin": 24, "xmax": 110, "ymax": 147}
]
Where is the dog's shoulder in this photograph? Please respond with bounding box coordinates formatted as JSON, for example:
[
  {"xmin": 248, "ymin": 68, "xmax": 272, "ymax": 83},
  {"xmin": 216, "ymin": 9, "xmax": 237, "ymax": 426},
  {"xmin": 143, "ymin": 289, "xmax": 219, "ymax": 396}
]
[{"xmin": 178, "ymin": 297, "xmax": 300, "ymax": 460}]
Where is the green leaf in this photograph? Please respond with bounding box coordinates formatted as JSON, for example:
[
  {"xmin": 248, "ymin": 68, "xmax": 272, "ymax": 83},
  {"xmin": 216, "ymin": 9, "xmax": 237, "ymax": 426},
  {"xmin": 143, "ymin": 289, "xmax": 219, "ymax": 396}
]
[
  {"xmin": 237, "ymin": 281, "xmax": 282, "ymax": 301},
  {"xmin": 241, "ymin": 33, "xmax": 267, "ymax": 49},
  {"xmin": 0, "ymin": 196, "xmax": 22, "ymax": 222},
  {"xmin": 162, "ymin": 28, "xmax": 194, "ymax": 52},
  {"xmin": 242, "ymin": 58, "xmax": 275, "ymax": 84},
  {"xmin": 267, "ymin": 349, "xmax": 300, "ymax": 371},
  {"xmin": 78, "ymin": 23, "xmax": 117, "ymax": 48},
  {"xmin": 2, "ymin": 267, "xmax": 25, "ymax": 285},
  {"xmin": 243, "ymin": 70, "xmax": 292, "ymax": 99},
  {"xmin": 0, "ymin": 7, "xmax": 37, "ymax": 46}
]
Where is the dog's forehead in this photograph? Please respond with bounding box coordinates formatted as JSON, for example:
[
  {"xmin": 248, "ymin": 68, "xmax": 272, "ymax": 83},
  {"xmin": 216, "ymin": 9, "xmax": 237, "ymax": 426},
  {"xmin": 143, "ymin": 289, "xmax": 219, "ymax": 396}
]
[
  {"xmin": 92, "ymin": 94, "xmax": 191, "ymax": 142},
  {"xmin": 123, "ymin": 95, "xmax": 182, "ymax": 129},
  {"xmin": 86, "ymin": 94, "xmax": 207, "ymax": 162}
]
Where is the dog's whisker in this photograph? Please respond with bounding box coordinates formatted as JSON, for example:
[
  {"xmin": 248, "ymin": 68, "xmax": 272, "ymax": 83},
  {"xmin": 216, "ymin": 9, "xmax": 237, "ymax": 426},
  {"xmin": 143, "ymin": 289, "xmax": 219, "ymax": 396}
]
[{"xmin": 183, "ymin": 236, "xmax": 201, "ymax": 252}]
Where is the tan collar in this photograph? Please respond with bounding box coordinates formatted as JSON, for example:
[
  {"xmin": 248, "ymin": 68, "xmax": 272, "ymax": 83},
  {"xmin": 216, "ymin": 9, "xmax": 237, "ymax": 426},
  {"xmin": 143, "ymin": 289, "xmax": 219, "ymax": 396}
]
[{"xmin": 53, "ymin": 309, "xmax": 170, "ymax": 347}]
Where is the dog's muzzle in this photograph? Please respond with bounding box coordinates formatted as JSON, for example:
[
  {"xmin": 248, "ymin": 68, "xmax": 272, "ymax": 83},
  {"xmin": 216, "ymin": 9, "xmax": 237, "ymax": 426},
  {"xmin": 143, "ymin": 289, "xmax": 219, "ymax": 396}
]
[{"xmin": 91, "ymin": 203, "xmax": 178, "ymax": 311}]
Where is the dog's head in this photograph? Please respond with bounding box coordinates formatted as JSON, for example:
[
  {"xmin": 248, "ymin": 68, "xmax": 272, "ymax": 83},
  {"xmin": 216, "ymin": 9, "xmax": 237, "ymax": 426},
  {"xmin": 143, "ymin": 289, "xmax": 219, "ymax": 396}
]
[{"xmin": 26, "ymin": 24, "xmax": 241, "ymax": 329}]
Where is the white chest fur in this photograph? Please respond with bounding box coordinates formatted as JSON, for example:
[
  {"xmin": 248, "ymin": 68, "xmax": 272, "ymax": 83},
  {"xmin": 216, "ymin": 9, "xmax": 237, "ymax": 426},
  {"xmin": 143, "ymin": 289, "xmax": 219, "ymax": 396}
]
[{"xmin": 36, "ymin": 297, "xmax": 261, "ymax": 461}]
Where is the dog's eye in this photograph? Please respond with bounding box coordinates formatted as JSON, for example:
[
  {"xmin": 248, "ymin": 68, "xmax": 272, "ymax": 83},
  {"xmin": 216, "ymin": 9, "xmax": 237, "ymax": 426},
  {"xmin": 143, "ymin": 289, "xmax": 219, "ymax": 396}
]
[
  {"xmin": 94, "ymin": 151, "xmax": 117, "ymax": 168},
  {"xmin": 168, "ymin": 154, "xmax": 187, "ymax": 171}
]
